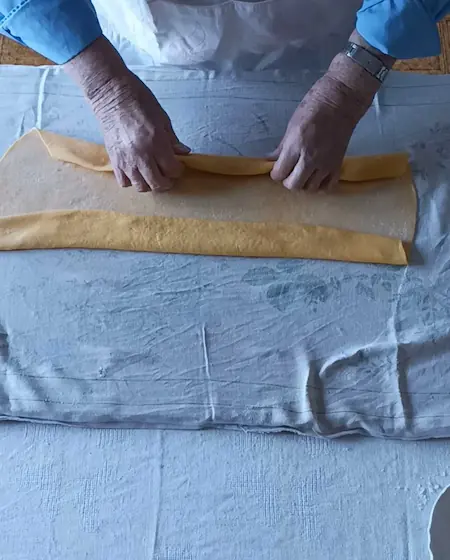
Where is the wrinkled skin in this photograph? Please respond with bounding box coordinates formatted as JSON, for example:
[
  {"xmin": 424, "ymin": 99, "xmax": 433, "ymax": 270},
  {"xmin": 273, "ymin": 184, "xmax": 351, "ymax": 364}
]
[
  {"xmin": 270, "ymin": 33, "xmax": 394, "ymax": 192},
  {"xmin": 270, "ymin": 72, "xmax": 370, "ymax": 192},
  {"xmin": 90, "ymin": 71, "xmax": 190, "ymax": 192},
  {"xmin": 66, "ymin": 35, "xmax": 390, "ymax": 193},
  {"xmin": 64, "ymin": 36, "xmax": 190, "ymax": 193}
]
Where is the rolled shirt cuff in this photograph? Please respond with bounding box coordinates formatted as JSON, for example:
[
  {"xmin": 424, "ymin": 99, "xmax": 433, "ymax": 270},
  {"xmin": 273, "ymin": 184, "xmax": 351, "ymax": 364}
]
[
  {"xmin": 357, "ymin": 0, "xmax": 442, "ymax": 59},
  {"xmin": 0, "ymin": 0, "xmax": 102, "ymax": 63}
]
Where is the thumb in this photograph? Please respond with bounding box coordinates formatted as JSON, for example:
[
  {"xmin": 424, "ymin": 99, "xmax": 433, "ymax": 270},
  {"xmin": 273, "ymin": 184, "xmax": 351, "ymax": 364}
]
[
  {"xmin": 267, "ymin": 143, "xmax": 283, "ymax": 161},
  {"xmin": 165, "ymin": 121, "xmax": 191, "ymax": 154},
  {"xmin": 173, "ymin": 142, "xmax": 191, "ymax": 155}
]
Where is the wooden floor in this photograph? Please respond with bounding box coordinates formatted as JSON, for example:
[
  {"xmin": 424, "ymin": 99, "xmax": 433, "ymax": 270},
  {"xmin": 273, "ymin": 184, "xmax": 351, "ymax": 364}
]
[{"xmin": 1, "ymin": 18, "xmax": 450, "ymax": 73}]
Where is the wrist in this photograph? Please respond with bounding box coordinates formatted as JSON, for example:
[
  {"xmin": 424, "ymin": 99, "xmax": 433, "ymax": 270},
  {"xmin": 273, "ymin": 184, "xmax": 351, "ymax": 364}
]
[
  {"xmin": 327, "ymin": 52, "xmax": 381, "ymax": 111},
  {"xmin": 63, "ymin": 36, "xmax": 130, "ymax": 101},
  {"xmin": 349, "ymin": 30, "xmax": 396, "ymax": 69}
]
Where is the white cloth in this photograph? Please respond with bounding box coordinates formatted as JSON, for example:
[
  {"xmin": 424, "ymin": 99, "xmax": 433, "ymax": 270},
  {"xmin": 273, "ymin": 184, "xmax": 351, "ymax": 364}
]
[
  {"xmin": 92, "ymin": 0, "xmax": 362, "ymax": 71},
  {"xmin": 3, "ymin": 64, "xmax": 450, "ymax": 560}
]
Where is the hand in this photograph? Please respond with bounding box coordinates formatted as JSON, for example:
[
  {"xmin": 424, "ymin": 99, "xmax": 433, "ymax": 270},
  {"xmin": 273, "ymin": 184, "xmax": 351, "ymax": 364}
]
[
  {"xmin": 271, "ymin": 53, "xmax": 381, "ymax": 192},
  {"xmin": 90, "ymin": 71, "xmax": 189, "ymax": 192},
  {"xmin": 270, "ymin": 75, "xmax": 356, "ymax": 191},
  {"xmin": 64, "ymin": 36, "xmax": 190, "ymax": 193}
]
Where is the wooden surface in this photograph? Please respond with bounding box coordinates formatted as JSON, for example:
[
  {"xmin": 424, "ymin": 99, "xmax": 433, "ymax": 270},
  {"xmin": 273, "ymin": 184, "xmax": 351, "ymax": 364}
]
[
  {"xmin": 394, "ymin": 18, "xmax": 450, "ymax": 74},
  {"xmin": 0, "ymin": 36, "xmax": 51, "ymax": 65},
  {"xmin": 1, "ymin": 18, "xmax": 450, "ymax": 73}
]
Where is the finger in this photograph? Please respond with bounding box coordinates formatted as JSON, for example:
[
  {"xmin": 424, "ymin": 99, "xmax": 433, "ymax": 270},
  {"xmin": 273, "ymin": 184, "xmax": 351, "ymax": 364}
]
[
  {"xmin": 283, "ymin": 156, "xmax": 314, "ymax": 190},
  {"xmin": 321, "ymin": 170, "xmax": 341, "ymax": 192},
  {"xmin": 173, "ymin": 142, "xmax": 191, "ymax": 154},
  {"xmin": 267, "ymin": 142, "xmax": 283, "ymax": 161},
  {"xmin": 304, "ymin": 170, "xmax": 329, "ymax": 192},
  {"xmin": 138, "ymin": 160, "xmax": 172, "ymax": 193},
  {"xmin": 271, "ymin": 147, "xmax": 299, "ymax": 183},
  {"xmin": 156, "ymin": 146, "xmax": 184, "ymax": 180},
  {"xmin": 113, "ymin": 167, "xmax": 131, "ymax": 188},
  {"xmin": 129, "ymin": 169, "xmax": 150, "ymax": 193}
]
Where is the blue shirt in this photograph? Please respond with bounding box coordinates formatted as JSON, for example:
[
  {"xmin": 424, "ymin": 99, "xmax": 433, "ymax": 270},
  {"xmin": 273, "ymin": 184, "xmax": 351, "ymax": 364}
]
[{"xmin": 0, "ymin": 0, "xmax": 449, "ymax": 64}]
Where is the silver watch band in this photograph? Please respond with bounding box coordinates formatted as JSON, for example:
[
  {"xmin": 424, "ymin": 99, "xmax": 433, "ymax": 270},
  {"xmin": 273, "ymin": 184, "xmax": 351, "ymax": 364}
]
[{"xmin": 344, "ymin": 42, "xmax": 390, "ymax": 83}]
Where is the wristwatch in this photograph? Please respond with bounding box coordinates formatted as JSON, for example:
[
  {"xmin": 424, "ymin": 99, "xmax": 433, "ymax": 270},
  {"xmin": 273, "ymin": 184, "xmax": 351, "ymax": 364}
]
[{"xmin": 344, "ymin": 42, "xmax": 390, "ymax": 83}]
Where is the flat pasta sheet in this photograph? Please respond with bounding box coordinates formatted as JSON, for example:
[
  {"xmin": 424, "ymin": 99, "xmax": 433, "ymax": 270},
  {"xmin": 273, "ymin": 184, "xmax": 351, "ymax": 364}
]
[{"xmin": 0, "ymin": 130, "xmax": 416, "ymax": 264}]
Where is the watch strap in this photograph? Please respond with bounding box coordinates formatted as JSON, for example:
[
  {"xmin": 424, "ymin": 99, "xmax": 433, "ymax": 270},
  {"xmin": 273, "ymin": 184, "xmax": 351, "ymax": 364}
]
[{"xmin": 344, "ymin": 42, "xmax": 390, "ymax": 83}]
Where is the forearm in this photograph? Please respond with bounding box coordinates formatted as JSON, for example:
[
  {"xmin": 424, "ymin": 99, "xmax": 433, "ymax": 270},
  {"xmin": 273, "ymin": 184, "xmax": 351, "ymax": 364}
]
[
  {"xmin": 323, "ymin": 30, "xmax": 397, "ymax": 123},
  {"xmin": 63, "ymin": 35, "xmax": 131, "ymax": 102}
]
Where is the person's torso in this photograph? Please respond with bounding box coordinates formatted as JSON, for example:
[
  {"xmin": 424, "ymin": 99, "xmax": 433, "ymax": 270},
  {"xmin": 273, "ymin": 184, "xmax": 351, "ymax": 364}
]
[{"xmin": 93, "ymin": 0, "xmax": 363, "ymax": 71}]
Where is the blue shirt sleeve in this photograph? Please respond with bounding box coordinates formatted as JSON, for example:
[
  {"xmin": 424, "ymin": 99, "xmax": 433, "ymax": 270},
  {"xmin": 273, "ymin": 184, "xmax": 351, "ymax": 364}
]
[
  {"xmin": 0, "ymin": 0, "xmax": 102, "ymax": 63},
  {"xmin": 357, "ymin": 0, "xmax": 450, "ymax": 59}
]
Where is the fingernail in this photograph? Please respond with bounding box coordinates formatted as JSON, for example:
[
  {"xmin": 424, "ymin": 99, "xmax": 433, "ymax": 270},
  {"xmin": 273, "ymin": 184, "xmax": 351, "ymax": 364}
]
[{"xmin": 174, "ymin": 143, "xmax": 191, "ymax": 154}]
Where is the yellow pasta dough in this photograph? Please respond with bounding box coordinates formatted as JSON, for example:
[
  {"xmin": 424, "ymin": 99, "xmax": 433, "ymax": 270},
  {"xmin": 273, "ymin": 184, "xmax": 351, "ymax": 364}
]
[
  {"xmin": 39, "ymin": 129, "xmax": 410, "ymax": 181},
  {"xmin": 0, "ymin": 129, "xmax": 416, "ymax": 265},
  {"xmin": 0, "ymin": 210, "xmax": 408, "ymax": 265}
]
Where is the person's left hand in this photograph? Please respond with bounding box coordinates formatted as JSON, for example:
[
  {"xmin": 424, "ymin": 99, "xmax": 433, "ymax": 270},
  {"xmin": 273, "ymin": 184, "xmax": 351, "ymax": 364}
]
[{"xmin": 270, "ymin": 72, "xmax": 372, "ymax": 192}]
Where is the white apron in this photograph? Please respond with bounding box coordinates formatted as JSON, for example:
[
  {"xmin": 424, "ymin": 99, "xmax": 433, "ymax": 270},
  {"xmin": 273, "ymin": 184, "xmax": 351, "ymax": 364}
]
[{"xmin": 92, "ymin": 0, "xmax": 363, "ymax": 72}]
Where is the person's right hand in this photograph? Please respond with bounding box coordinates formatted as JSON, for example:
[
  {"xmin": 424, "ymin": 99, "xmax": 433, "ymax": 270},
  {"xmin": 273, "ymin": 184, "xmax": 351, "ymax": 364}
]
[
  {"xmin": 90, "ymin": 70, "xmax": 190, "ymax": 192},
  {"xmin": 64, "ymin": 37, "xmax": 190, "ymax": 192}
]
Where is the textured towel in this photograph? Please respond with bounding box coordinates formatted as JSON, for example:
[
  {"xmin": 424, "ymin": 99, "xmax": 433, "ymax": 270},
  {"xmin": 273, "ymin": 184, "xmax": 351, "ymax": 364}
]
[{"xmin": 0, "ymin": 67, "xmax": 450, "ymax": 439}]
